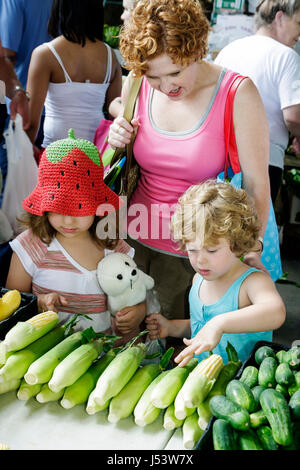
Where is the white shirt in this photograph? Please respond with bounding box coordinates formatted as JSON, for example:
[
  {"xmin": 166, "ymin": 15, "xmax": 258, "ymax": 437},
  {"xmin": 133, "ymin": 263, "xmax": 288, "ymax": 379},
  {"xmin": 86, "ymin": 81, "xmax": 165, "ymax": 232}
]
[{"xmin": 215, "ymin": 35, "xmax": 300, "ymax": 169}]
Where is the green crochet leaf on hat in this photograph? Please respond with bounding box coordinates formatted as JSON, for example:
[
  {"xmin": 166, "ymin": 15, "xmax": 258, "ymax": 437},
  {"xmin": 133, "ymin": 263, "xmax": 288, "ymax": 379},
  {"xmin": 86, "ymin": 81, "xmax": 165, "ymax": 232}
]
[{"xmin": 46, "ymin": 129, "xmax": 101, "ymax": 166}]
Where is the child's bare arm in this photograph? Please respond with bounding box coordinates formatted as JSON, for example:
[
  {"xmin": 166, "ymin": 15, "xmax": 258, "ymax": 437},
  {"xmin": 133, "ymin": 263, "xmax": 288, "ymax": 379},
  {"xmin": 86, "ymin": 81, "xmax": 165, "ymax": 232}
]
[
  {"xmin": 145, "ymin": 313, "xmax": 190, "ymax": 340},
  {"xmin": 5, "ymin": 252, "xmax": 32, "ymax": 292}
]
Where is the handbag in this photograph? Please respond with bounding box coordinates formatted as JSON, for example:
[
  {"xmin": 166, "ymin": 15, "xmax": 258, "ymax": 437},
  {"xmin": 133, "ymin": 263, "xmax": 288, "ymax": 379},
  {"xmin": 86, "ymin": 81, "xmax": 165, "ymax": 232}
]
[
  {"xmin": 93, "ymin": 118, "xmax": 115, "ymax": 168},
  {"xmin": 103, "ymin": 75, "xmax": 143, "ymax": 201},
  {"xmin": 2, "ymin": 114, "xmax": 38, "ymax": 235},
  {"xmin": 217, "ymin": 75, "xmax": 282, "ymax": 282}
]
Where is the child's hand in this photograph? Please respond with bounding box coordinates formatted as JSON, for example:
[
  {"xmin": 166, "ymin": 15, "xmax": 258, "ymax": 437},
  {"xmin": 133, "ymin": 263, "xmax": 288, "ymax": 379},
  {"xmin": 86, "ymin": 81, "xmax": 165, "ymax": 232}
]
[
  {"xmin": 37, "ymin": 293, "xmax": 68, "ymax": 313},
  {"xmin": 174, "ymin": 318, "xmax": 223, "ymax": 367},
  {"xmin": 145, "ymin": 313, "xmax": 170, "ymax": 340},
  {"xmin": 115, "ymin": 302, "xmax": 146, "ymax": 334}
]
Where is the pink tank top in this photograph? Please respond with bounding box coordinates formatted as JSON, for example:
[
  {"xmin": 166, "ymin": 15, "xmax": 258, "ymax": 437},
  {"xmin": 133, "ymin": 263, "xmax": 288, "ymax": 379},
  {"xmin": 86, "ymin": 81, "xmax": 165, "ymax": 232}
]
[{"xmin": 127, "ymin": 69, "xmax": 239, "ymax": 256}]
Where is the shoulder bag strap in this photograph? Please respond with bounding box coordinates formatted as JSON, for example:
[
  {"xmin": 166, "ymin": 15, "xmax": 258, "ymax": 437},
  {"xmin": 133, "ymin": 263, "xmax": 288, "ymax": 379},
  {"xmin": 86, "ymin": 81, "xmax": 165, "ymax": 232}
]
[{"xmin": 224, "ymin": 75, "xmax": 248, "ymax": 177}]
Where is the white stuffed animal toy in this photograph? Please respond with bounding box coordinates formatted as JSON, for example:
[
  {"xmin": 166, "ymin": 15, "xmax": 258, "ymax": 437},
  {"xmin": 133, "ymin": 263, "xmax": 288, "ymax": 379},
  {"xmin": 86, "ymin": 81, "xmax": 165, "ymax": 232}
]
[{"xmin": 97, "ymin": 252, "xmax": 155, "ymax": 316}]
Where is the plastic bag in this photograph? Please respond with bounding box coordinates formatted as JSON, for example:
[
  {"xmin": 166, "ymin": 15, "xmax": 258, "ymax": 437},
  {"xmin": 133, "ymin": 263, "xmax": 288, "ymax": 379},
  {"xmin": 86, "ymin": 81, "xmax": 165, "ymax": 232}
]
[{"xmin": 2, "ymin": 114, "xmax": 38, "ymax": 234}]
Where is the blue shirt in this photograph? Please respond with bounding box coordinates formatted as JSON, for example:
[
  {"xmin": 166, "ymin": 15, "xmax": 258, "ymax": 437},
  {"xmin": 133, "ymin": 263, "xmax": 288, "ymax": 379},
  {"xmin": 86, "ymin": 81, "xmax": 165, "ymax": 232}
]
[
  {"xmin": 0, "ymin": 0, "xmax": 52, "ymax": 88},
  {"xmin": 189, "ymin": 268, "xmax": 272, "ymax": 363}
]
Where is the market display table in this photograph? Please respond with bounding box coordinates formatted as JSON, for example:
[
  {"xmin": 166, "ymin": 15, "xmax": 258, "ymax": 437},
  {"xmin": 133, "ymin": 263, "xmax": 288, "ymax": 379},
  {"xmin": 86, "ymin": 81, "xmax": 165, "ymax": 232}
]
[{"xmin": 0, "ymin": 391, "xmax": 176, "ymax": 450}]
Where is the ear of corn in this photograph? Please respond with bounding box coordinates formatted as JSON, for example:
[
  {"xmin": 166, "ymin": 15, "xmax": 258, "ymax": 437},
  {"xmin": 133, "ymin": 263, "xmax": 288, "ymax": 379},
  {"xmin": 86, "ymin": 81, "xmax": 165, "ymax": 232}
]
[
  {"xmin": 48, "ymin": 338, "xmax": 103, "ymax": 393},
  {"xmin": 2, "ymin": 311, "xmax": 59, "ymax": 352},
  {"xmin": 108, "ymin": 363, "xmax": 161, "ymax": 423},
  {"xmin": 0, "ymin": 289, "xmax": 21, "ymax": 321},
  {"xmin": 0, "ymin": 342, "xmax": 13, "ymax": 366},
  {"xmin": 150, "ymin": 358, "xmax": 198, "ymax": 409},
  {"xmin": 182, "ymin": 411, "xmax": 204, "ymax": 449},
  {"xmin": 35, "ymin": 383, "xmax": 65, "ymax": 403},
  {"xmin": 180, "ymin": 354, "xmax": 224, "ymax": 408},
  {"xmin": 24, "ymin": 331, "xmax": 84, "ymax": 385},
  {"xmin": 93, "ymin": 343, "xmax": 146, "ymax": 407},
  {"xmin": 85, "ymin": 388, "xmax": 110, "ymax": 415},
  {"xmin": 163, "ymin": 403, "xmax": 184, "ymax": 430},
  {"xmin": 133, "ymin": 370, "xmax": 169, "ymax": 427},
  {"xmin": 174, "ymin": 388, "xmax": 196, "ymax": 420},
  {"xmin": 60, "ymin": 350, "xmax": 116, "ymax": 409},
  {"xmin": 17, "ymin": 379, "xmax": 42, "ymax": 401},
  {"xmin": 197, "ymin": 399, "xmax": 213, "ymax": 430},
  {"xmin": 0, "ymin": 377, "xmax": 21, "ymax": 394},
  {"xmin": 0, "ymin": 326, "xmax": 66, "ymax": 382}
]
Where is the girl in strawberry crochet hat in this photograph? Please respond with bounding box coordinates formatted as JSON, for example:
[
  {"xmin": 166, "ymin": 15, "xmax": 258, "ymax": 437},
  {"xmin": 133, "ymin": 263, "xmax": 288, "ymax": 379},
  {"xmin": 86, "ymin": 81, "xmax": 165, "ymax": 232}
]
[{"xmin": 5, "ymin": 130, "xmax": 147, "ymax": 338}]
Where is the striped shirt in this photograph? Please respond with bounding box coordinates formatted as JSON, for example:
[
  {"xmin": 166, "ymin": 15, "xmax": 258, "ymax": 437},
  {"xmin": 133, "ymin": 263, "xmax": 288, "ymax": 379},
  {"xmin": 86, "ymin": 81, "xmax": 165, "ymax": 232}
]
[{"xmin": 10, "ymin": 229, "xmax": 134, "ymax": 332}]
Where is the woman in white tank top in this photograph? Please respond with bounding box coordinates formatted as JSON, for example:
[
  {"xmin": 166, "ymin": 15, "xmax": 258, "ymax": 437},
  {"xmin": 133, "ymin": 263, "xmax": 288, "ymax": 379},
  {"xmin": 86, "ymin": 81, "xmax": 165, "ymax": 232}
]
[{"xmin": 26, "ymin": 0, "xmax": 122, "ymax": 154}]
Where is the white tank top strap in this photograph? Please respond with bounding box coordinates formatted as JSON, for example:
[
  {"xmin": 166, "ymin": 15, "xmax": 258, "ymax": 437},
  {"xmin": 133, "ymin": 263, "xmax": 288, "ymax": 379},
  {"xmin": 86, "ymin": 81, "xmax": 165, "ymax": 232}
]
[
  {"xmin": 103, "ymin": 43, "xmax": 112, "ymax": 84},
  {"xmin": 47, "ymin": 43, "xmax": 72, "ymax": 83}
]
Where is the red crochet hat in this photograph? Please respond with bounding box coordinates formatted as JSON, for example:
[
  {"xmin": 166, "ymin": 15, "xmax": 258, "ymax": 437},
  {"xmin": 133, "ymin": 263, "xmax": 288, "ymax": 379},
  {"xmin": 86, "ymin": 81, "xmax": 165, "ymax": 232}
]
[{"xmin": 23, "ymin": 129, "xmax": 123, "ymax": 217}]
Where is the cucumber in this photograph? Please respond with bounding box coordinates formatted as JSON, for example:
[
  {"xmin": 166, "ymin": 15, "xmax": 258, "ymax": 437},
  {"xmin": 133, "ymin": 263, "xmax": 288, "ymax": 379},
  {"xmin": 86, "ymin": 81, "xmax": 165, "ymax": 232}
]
[
  {"xmin": 259, "ymin": 389, "xmax": 293, "ymax": 447},
  {"xmin": 256, "ymin": 425, "xmax": 278, "ymax": 450},
  {"xmin": 209, "ymin": 395, "xmax": 250, "ymax": 431},
  {"xmin": 282, "ymin": 422, "xmax": 300, "ymax": 450},
  {"xmin": 226, "ymin": 379, "xmax": 256, "ymax": 412},
  {"xmin": 249, "ymin": 409, "xmax": 268, "ymax": 428},
  {"xmin": 251, "ymin": 385, "xmax": 266, "ymax": 411},
  {"xmin": 209, "ymin": 361, "xmax": 242, "ymax": 398},
  {"xmin": 276, "ymin": 350, "xmax": 288, "ymax": 364},
  {"xmin": 254, "ymin": 345, "xmax": 275, "ymax": 365},
  {"xmin": 288, "ymin": 347, "xmax": 300, "ymax": 370},
  {"xmin": 289, "ymin": 388, "xmax": 300, "ymax": 421},
  {"xmin": 237, "ymin": 429, "xmax": 263, "ymax": 450},
  {"xmin": 275, "ymin": 363, "xmax": 295, "ymax": 387},
  {"xmin": 288, "ymin": 371, "xmax": 300, "ymax": 396},
  {"xmin": 212, "ymin": 418, "xmax": 238, "ymax": 450},
  {"xmin": 239, "ymin": 366, "xmax": 259, "ymax": 388},
  {"xmin": 275, "ymin": 383, "xmax": 289, "ymax": 398},
  {"xmin": 258, "ymin": 357, "xmax": 277, "ymax": 388}
]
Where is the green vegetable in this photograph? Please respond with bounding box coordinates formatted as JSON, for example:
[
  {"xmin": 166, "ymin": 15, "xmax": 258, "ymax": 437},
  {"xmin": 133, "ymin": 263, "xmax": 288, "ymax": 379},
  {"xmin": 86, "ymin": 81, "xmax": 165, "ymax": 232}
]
[
  {"xmin": 24, "ymin": 331, "xmax": 84, "ymax": 385},
  {"xmin": 174, "ymin": 387, "xmax": 196, "ymax": 420},
  {"xmin": 182, "ymin": 411, "xmax": 204, "ymax": 450},
  {"xmin": 254, "ymin": 345, "xmax": 275, "ymax": 365},
  {"xmin": 226, "ymin": 379, "xmax": 256, "ymax": 412},
  {"xmin": 249, "ymin": 409, "xmax": 268, "ymax": 428},
  {"xmin": 239, "ymin": 366, "xmax": 259, "ymax": 388},
  {"xmin": 93, "ymin": 343, "xmax": 146, "ymax": 407},
  {"xmin": 0, "ymin": 377, "xmax": 21, "ymax": 394},
  {"xmin": 209, "ymin": 395, "xmax": 250, "ymax": 431},
  {"xmin": 133, "ymin": 371, "xmax": 169, "ymax": 426},
  {"xmin": 275, "ymin": 383, "xmax": 289, "ymax": 398},
  {"xmin": 288, "ymin": 347, "xmax": 300, "ymax": 370},
  {"xmin": 108, "ymin": 363, "xmax": 161, "ymax": 423},
  {"xmin": 238, "ymin": 430, "xmax": 263, "ymax": 450},
  {"xmin": 288, "ymin": 371, "xmax": 300, "ymax": 396},
  {"xmin": 61, "ymin": 350, "xmax": 116, "ymax": 409},
  {"xmin": 256, "ymin": 425, "xmax": 278, "ymax": 450},
  {"xmin": 150, "ymin": 358, "xmax": 198, "ymax": 409},
  {"xmin": 0, "ymin": 326, "xmax": 65, "ymax": 382},
  {"xmin": 85, "ymin": 388, "xmax": 110, "ymax": 415},
  {"xmin": 289, "ymin": 388, "xmax": 300, "ymax": 421},
  {"xmin": 276, "ymin": 350, "xmax": 287, "ymax": 363},
  {"xmin": 212, "ymin": 418, "xmax": 237, "ymax": 450},
  {"xmin": 258, "ymin": 357, "xmax": 277, "ymax": 388},
  {"xmin": 36, "ymin": 383, "xmax": 65, "ymax": 403},
  {"xmin": 251, "ymin": 385, "xmax": 266, "ymax": 411},
  {"xmin": 48, "ymin": 338, "xmax": 103, "ymax": 393},
  {"xmin": 163, "ymin": 403, "xmax": 184, "ymax": 430},
  {"xmin": 17, "ymin": 379, "xmax": 42, "ymax": 401},
  {"xmin": 275, "ymin": 363, "xmax": 295, "ymax": 387},
  {"xmin": 259, "ymin": 388, "xmax": 293, "ymax": 447}
]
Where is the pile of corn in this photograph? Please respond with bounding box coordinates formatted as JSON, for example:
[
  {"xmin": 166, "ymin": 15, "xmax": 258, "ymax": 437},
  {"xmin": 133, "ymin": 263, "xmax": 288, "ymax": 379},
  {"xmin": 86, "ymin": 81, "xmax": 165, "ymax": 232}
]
[{"xmin": 0, "ymin": 312, "xmax": 226, "ymax": 449}]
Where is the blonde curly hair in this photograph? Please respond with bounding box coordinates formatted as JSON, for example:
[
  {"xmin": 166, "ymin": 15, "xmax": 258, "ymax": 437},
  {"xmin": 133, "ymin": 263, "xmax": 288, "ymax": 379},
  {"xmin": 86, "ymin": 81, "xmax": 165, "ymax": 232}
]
[
  {"xmin": 119, "ymin": 0, "xmax": 210, "ymax": 76},
  {"xmin": 171, "ymin": 180, "xmax": 260, "ymax": 256}
]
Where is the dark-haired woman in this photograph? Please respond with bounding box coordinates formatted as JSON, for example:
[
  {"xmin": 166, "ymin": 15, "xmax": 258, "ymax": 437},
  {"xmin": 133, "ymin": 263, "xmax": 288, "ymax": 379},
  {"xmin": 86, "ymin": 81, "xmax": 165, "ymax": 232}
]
[{"xmin": 26, "ymin": 0, "xmax": 122, "ymax": 152}]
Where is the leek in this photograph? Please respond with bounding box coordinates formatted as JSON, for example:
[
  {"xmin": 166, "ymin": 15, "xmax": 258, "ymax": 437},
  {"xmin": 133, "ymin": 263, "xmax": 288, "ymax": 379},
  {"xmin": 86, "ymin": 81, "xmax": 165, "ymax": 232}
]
[
  {"xmin": 36, "ymin": 383, "xmax": 65, "ymax": 403},
  {"xmin": 163, "ymin": 403, "xmax": 184, "ymax": 430},
  {"xmin": 182, "ymin": 411, "xmax": 204, "ymax": 449},
  {"xmin": 108, "ymin": 363, "xmax": 161, "ymax": 423},
  {"xmin": 60, "ymin": 350, "xmax": 116, "ymax": 409},
  {"xmin": 0, "ymin": 326, "xmax": 66, "ymax": 382},
  {"xmin": 2, "ymin": 311, "xmax": 59, "ymax": 352},
  {"xmin": 24, "ymin": 331, "xmax": 84, "ymax": 385},
  {"xmin": 134, "ymin": 370, "xmax": 169, "ymax": 427},
  {"xmin": 150, "ymin": 358, "xmax": 198, "ymax": 409},
  {"xmin": 48, "ymin": 338, "xmax": 103, "ymax": 393},
  {"xmin": 93, "ymin": 343, "xmax": 146, "ymax": 407},
  {"xmin": 17, "ymin": 379, "xmax": 42, "ymax": 401}
]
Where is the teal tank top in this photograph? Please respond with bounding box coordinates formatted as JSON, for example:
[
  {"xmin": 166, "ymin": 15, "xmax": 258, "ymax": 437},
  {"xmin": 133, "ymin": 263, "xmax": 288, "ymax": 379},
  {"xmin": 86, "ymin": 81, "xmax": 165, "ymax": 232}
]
[{"xmin": 189, "ymin": 268, "xmax": 272, "ymax": 363}]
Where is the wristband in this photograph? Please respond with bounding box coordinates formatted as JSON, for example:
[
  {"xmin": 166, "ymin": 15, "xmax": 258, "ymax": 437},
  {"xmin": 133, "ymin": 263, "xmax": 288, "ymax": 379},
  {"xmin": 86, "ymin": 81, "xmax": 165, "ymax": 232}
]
[{"xmin": 10, "ymin": 86, "xmax": 30, "ymax": 101}]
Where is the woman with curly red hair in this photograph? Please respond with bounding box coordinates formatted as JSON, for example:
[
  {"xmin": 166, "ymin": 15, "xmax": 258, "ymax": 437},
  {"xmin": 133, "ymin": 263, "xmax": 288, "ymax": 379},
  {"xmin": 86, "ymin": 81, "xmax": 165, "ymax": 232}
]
[{"xmin": 108, "ymin": 0, "xmax": 271, "ymax": 332}]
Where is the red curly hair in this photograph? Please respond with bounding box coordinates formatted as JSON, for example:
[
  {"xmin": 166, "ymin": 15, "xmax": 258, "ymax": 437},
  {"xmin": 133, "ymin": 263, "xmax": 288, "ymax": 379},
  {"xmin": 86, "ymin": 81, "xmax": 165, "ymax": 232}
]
[{"xmin": 119, "ymin": 0, "xmax": 210, "ymax": 76}]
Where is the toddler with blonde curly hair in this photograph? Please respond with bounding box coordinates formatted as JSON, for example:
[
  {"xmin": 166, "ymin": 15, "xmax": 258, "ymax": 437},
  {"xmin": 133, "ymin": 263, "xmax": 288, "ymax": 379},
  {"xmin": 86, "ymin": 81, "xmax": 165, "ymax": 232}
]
[{"xmin": 146, "ymin": 180, "xmax": 286, "ymax": 364}]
